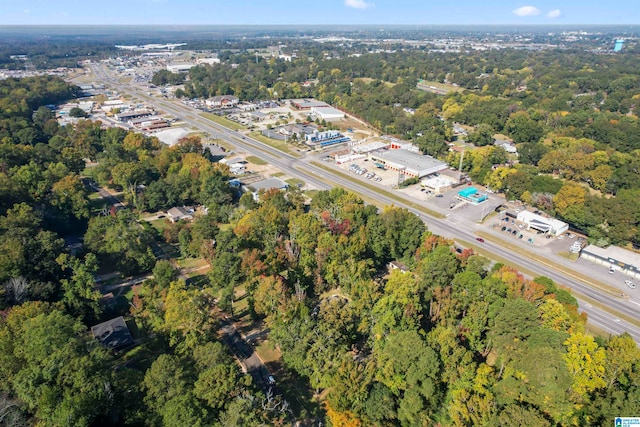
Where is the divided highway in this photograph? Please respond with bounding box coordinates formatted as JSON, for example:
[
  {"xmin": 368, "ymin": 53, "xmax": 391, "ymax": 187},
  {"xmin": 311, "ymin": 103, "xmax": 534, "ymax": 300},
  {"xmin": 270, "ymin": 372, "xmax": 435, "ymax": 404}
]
[{"xmin": 90, "ymin": 64, "xmax": 640, "ymax": 342}]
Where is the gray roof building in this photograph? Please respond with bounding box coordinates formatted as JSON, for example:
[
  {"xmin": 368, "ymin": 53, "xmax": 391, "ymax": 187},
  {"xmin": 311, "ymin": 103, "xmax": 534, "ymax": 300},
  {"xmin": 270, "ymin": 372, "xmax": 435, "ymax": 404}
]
[
  {"xmin": 370, "ymin": 149, "xmax": 448, "ymax": 178},
  {"xmin": 581, "ymin": 245, "xmax": 640, "ymax": 278},
  {"xmin": 91, "ymin": 316, "xmax": 134, "ymax": 350},
  {"xmin": 247, "ymin": 178, "xmax": 289, "ymax": 192},
  {"xmin": 167, "ymin": 206, "xmax": 193, "ymax": 222}
]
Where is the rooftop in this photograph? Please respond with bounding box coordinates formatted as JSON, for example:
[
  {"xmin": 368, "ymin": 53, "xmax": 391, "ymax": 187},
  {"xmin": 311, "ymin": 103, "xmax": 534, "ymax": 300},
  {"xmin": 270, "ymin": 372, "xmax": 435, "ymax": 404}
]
[
  {"xmin": 248, "ymin": 178, "xmax": 289, "ymax": 192},
  {"xmin": 517, "ymin": 210, "xmax": 567, "ymax": 230},
  {"xmin": 374, "ymin": 149, "xmax": 447, "ymax": 173},
  {"xmin": 583, "ymin": 245, "xmax": 640, "ymax": 268},
  {"xmin": 91, "ymin": 317, "xmax": 134, "ymax": 350}
]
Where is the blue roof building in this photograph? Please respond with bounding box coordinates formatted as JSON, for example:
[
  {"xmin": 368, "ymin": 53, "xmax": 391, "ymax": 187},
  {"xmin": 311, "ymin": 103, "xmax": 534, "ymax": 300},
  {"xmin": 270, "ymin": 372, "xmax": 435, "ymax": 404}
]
[{"xmin": 614, "ymin": 39, "xmax": 624, "ymax": 52}]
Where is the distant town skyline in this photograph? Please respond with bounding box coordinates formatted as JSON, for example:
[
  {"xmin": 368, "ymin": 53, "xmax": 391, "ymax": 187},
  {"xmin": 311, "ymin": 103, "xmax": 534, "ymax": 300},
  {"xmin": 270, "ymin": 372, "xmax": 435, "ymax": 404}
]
[{"xmin": 1, "ymin": 0, "xmax": 639, "ymax": 26}]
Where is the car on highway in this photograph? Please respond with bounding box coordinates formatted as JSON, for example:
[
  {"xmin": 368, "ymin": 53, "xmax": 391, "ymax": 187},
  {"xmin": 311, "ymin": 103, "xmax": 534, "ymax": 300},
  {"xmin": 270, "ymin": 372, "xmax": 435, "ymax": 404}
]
[
  {"xmin": 625, "ymin": 280, "xmax": 636, "ymax": 289},
  {"xmin": 475, "ymin": 237, "xmax": 485, "ymax": 243}
]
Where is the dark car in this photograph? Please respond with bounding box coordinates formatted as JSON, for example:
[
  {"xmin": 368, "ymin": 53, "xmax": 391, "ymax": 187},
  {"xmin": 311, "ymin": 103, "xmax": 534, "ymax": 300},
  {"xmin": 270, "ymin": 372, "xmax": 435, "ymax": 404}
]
[{"xmin": 475, "ymin": 237, "xmax": 485, "ymax": 243}]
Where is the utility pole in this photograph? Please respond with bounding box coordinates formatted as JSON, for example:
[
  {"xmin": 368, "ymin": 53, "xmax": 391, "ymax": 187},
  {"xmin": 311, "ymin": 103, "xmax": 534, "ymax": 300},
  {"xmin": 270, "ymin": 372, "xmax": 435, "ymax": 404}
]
[{"xmin": 458, "ymin": 150, "xmax": 465, "ymax": 183}]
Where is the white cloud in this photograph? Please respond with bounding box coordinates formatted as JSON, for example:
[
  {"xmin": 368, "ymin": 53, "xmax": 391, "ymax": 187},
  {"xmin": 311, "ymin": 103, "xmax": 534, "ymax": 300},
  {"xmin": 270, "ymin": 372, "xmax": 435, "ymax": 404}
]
[
  {"xmin": 513, "ymin": 6, "xmax": 541, "ymax": 17},
  {"xmin": 345, "ymin": 0, "xmax": 373, "ymax": 9},
  {"xmin": 24, "ymin": 9, "xmax": 30, "ymax": 14},
  {"xmin": 547, "ymin": 9, "xmax": 562, "ymax": 18}
]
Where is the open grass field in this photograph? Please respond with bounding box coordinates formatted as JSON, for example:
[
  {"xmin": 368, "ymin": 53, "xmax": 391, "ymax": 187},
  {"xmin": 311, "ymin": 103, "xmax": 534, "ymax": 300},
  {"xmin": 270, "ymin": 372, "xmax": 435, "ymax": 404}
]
[
  {"xmin": 200, "ymin": 112, "xmax": 245, "ymax": 130},
  {"xmin": 248, "ymin": 131, "xmax": 301, "ymax": 157},
  {"xmin": 246, "ymin": 155, "xmax": 267, "ymax": 165},
  {"xmin": 285, "ymin": 178, "xmax": 305, "ymax": 187},
  {"xmin": 417, "ymin": 79, "xmax": 465, "ymax": 93}
]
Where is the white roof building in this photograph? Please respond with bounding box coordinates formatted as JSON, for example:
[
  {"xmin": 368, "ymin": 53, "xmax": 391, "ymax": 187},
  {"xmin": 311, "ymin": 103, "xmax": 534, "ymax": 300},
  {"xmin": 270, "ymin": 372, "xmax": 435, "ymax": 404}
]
[
  {"xmin": 580, "ymin": 245, "xmax": 640, "ymax": 279},
  {"xmin": 516, "ymin": 211, "xmax": 568, "ymax": 236},
  {"xmin": 369, "ymin": 149, "xmax": 448, "ymax": 178},
  {"xmin": 166, "ymin": 63, "xmax": 196, "ymax": 73},
  {"xmin": 311, "ymin": 106, "xmax": 344, "ymax": 122}
]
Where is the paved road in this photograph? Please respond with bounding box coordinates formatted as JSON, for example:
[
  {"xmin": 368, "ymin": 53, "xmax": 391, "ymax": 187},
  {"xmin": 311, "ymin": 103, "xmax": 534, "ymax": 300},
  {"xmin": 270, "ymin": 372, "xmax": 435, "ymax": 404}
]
[
  {"xmin": 219, "ymin": 321, "xmax": 274, "ymax": 394},
  {"xmin": 90, "ymin": 64, "xmax": 640, "ymax": 342}
]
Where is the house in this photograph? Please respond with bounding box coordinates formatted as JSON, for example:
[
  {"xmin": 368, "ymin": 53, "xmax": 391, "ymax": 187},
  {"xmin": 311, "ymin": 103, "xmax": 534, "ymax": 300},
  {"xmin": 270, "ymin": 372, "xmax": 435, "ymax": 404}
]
[
  {"xmin": 388, "ymin": 261, "xmax": 409, "ymax": 273},
  {"xmin": 167, "ymin": 206, "xmax": 194, "ymax": 223},
  {"xmin": 246, "ymin": 178, "xmax": 289, "ymax": 201},
  {"xmin": 91, "ymin": 317, "xmax": 134, "ymax": 350},
  {"xmin": 206, "ymin": 95, "xmax": 239, "ymax": 108}
]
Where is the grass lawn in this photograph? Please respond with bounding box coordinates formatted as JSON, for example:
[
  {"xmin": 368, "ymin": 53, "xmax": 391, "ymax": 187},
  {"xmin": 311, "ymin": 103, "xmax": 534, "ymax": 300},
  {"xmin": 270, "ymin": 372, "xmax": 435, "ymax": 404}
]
[
  {"xmin": 304, "ymin": 189, "xmax": 320, "ymax": 199},
  {"xmin": 200, "ymin": 112, "xmax": 245, "ymax": 131},
  {"xmin": 176, "ymin": 257, "xmax": 208, "ymax": 270},
  {"xmin": 286, "ymin": 178, "xmax": 305, "ymax": 187},
  {"xmin": 246, "ymin": 155, "xmax": 268, "ymax": 165},
  {"xmin": 417, "ymin": 79, "xmax": 465, "ymax": 93},
  {"xmin": 249, "ymin": 131, "xmax": 301, "ymax": 157},
  {"xmin": 147, "ymin": 218, "xmax": 172, "ymax": 233},
  {"xmin": 89, "ymin": 198, "xmax": 109, "ymax": 215},
  {"xmin": 255, "ymin": 339, "xmax": 281, "ymax": 364},
  {"xmin": 558, "ymin": 251, "xmax": 580, "ymax": 261},
  {"xmin": 271, "ymin": 172, "xmax": 285, "ymax": 177}
]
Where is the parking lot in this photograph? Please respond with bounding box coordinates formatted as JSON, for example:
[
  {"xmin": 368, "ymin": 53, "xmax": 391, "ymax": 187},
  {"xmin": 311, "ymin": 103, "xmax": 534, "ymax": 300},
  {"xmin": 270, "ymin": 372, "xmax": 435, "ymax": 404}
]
[{"xmin": 339, "ymin": 157, "xmax": 402, "ymax": 188}]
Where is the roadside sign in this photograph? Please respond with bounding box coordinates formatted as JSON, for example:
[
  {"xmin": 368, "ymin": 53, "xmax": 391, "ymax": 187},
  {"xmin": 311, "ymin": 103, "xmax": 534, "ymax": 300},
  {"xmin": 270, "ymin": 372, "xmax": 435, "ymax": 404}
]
[{"xmin": 616, "ymin": 418, "xmax": 640, "ymax": 426}]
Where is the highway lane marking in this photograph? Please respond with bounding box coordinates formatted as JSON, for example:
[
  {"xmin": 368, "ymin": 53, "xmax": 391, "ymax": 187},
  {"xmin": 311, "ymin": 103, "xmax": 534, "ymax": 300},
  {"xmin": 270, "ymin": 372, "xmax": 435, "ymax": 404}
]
[{"xmin": 91, "ymin": 65, "xmax": 640, "ymax": 338}]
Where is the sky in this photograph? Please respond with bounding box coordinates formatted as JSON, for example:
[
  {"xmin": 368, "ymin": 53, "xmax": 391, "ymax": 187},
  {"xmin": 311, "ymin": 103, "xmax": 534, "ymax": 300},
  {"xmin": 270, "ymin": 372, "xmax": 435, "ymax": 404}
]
[{"xmin": 1, "ymin": 0, "xmax": 639, "ymax": 26}]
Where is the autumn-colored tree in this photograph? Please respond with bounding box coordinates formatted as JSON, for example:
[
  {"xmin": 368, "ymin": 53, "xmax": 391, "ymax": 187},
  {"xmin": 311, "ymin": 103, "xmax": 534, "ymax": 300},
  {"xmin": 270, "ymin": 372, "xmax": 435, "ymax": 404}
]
[{"xmin": 563, "ymin": 332, "xmax": 607, "ymax": 399}]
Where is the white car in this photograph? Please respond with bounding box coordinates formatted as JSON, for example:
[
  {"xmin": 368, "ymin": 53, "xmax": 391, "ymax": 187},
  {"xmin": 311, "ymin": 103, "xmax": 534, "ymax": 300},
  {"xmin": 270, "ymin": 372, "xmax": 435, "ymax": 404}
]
[{"xmin": 625, "ymin": 280, "xmax": 635, "ymax": 289}]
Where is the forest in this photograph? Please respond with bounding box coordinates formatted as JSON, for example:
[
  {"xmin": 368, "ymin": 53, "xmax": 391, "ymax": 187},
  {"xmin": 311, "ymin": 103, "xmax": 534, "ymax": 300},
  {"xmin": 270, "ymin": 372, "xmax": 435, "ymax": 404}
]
[
  {"xmin": 0, "ymin": 73, "xmax": 639, "ymax": 426},
  {"xmin": 171, "ymin": 46, "xmax": 640, "ymax": 247}
]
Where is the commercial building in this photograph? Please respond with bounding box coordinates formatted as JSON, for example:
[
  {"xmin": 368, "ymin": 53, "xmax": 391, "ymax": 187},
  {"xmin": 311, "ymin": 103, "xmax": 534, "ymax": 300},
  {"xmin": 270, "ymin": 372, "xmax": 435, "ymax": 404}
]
[
  {"xmin": 248, "ymin": 111, "xmax": 268, "ymax": 122},
  {"xmin": 166, "ymin": 63, "xmax": 196, "ymax": 73},
  {"xmin": 422, "ymin": 174, "xmax": 458, "ymax": 193},
  {"xmin": 369, "ymin": 149, "xmax": 448, "ymax": 178},
  {"xmin": 516, "ymin": 210, "xmax": 568, "ymax": 236},
  {"xmin": 206, "ymin": 95, "xmax": 239, "ymax": 108},
  {"xmin": 115, "ymin": 110, "xmax": 153, "ymax": 122},
  {"xmin": 305, "ymin": 130, "xmax": 350, "ymax": 147},
  {"xmin": 247, "ymin": 178, "xmax": 289, "ymax": 192},
  {"xmin": 311, "ymin": 106, "xmax": 344, "ymax": 122},
  {"xmin": 614, "ymin": 39, "xmax": 625, "ymax": 52},
  {"xmin": 247, "ymin": 178, "xmax": 289, "ymax": 201},
  {"xmin": 457, "ymin": 187, "xmax": 488, "ymax": 204},
  {"xmin": 580, "ymin": 245, "xmax": 640, "ymax": 279},
  {"xmin": 290, "ymin": 98, "xmax": 329, "ymax": 110}
]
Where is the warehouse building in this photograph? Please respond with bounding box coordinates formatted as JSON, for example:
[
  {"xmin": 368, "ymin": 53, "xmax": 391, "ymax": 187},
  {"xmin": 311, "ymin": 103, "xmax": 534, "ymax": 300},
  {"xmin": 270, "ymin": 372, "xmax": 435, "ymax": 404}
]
[
  {"xmin": 369, "ymin": 149, "xmax": 447, "ymax": 178},
  {"xmin": 311, "ymin": 106, "xmax": 345, "ymax": 122}
]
